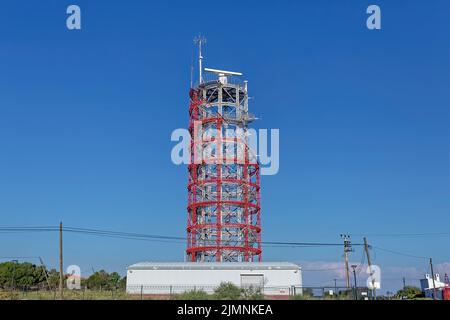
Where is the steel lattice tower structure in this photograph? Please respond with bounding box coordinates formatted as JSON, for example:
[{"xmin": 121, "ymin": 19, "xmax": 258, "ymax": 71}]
[{"xmin": 186, "ymin": 63, "xmax": 262, "ymax": 262}]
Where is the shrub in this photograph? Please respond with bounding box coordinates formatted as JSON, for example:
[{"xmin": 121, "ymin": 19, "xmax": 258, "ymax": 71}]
[
  {"xmin": 290, "ymin": 288, "xmax": 313, "ymax": 300},
  {"xmin": 396, "ymin": 286, "xmax": 422, "ymax": 300},
  {"xmin": 241, "ymin": 287, "xmax": 264, "ymax": 300},
  {"xmin": 0, "ymin": 291, "xmax": 19, "ymax": 300},
  {"xmin": 173, "ymin": 289, "xmax": 210, "ymax": 300},
  {"xmin": 290, "ymin": 294, "xmax": 313, "ymax": 300},
  {"xmin": 214, "ymin": 282, "xmax": 242, "ymax": 300}
]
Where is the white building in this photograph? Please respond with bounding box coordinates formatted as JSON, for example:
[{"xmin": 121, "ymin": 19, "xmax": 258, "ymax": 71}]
[
  {"xmin": 126, "ymin": 262, "xmax": 302, "ymax": 296},
  {"xmin": 420, "ymin": 274, "xmax": 448, "ymax": 299}
]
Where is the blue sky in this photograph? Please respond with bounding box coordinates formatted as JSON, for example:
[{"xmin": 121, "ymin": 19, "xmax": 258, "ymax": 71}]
[{"xmin": 0, "ymin": 0, "xmax": 449, "ymax": 293}]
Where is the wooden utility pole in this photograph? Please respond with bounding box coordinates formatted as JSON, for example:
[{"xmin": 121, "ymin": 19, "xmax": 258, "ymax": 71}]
[
  {"xmin": 341, "ymin": 234, "xmax": 351, "ymax": 288},
  {"xmin": 430, "ymin": 258, "xmax": 437, "ymax": 300},
  {"xmin": 363, "ymin": 237, "xmax": 376, "ymax": 299},
  {"xmin": 59, "ymin": 222, "xmax": 63, "ymax": 299}
]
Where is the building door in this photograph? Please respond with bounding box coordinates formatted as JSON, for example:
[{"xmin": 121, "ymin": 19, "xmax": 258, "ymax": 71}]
[{"xmin": 240, "ymin": 274, "xmax": 264, "ymax": 289}]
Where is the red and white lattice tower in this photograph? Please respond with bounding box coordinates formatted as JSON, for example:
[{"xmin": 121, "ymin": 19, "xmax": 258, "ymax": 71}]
[{"xmin": 186, "ymin": 64, "xmax": 262, "ymax": 262}]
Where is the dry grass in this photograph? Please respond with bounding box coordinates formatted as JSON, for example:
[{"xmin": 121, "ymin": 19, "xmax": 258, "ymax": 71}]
[{"xmin": 0, "ymin": 289, "xmax": 149, "ymax": 300}]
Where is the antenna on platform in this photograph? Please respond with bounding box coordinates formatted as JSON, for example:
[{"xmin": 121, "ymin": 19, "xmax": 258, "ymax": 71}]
[
  {"xmin": 194, "ymin": 34, "xmax": 206, "ymax": 84},
  {"xmin": 204, "ymin": 68, "xmax": 242, "ymax": 85}
]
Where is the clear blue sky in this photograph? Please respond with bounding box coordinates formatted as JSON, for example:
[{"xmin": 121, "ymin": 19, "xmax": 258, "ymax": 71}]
[{"xmin": 1, "ymin": 0, "xmax": 449, "ymax": 293}]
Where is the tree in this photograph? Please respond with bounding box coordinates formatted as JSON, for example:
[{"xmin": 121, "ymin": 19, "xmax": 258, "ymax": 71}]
[
  {"xmin": 0, "ymin": 261, "xmax": 127, "ymax": 293},
  {"xmin": 0, "ymin": 261, "xmax": 47, "ymax": 289},
  {"xmin": 108, "ymin": 272, "xmax": 121, "ymax": 289},
  {"xmin": 47, "ymin": 269, "xmax": 61, "ymax": 289},
  {"xmin": 85, "ymin": 270, "xmax": 109, "ymax": 290},
  {"xmin": 396, "ymin": 286, "xmax": 422, "ymax": 300},
  {"xmin": 85, "ymin": 270, "xmax": 123, "ymax": 290},
  {"xmin": 118, "ymin": 276, "xmax": 127, "ymax": 290}
]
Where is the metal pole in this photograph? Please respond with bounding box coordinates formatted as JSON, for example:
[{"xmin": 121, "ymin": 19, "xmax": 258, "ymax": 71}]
[
  {"xmin": 334, "ymin": 278, "xmax": 338, "ymax": 296},
  {"xmin": 59, "ymin": 221, "xmax": 64, "ymax": 299},
  {"xmin": 430, "ymin": 258, "xmax": 438, "ymax": 300},
  {"xmin": 194, "ymin": 35, "xmax": 206, "ymax": 84},
  {"xmin": 351, "ymin": 265, "xmax": 358, "ymax": 300},
  {"xmin": 199, "ymin": 41, "xmax": 202, "ymax": 83}
]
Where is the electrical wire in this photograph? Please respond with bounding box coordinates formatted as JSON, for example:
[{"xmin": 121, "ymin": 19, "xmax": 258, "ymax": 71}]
[
  {"xmin": 0, "ymin": 225, "xmax": 434, "ymax": 263},
  {"xmin": 372, "ymin": 245, "xmax": 429, "ymax": 260},
  {"xmin": 0, "ymin": 225, "xmax": 361, "ymax": 248},
  {"xmin": 350, "ymin": 232, "xmax": 450, "ymax": 238},
  {"xmin": 301, "ymin": 267, "xmax": 343, "ymax": 272}
]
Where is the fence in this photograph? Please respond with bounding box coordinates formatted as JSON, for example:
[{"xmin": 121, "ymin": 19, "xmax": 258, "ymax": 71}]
[
  {"xmin": 0, "ymin": 285, "xmax": 370, "ymax": 300},
  {"xmin": 120, "ymin": 284, "xmax": 368, "ymax": 299}
]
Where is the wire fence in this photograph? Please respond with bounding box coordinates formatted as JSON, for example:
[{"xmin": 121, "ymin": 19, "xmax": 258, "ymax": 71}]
[
  {"xmin": 0, "ymin": 285, "xmax": 371, "ymax": 300},
  {"xmin": 0, "ymin": 287, "xmax": 129, "ymax": 300}
]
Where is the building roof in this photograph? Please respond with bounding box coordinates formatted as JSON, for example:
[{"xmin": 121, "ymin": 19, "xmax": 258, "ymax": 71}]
[{"xmin": 127, "ymin": 262, "xmax": 300, "ymax": 271}]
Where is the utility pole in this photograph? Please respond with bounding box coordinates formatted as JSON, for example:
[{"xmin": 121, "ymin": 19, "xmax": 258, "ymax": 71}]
[
  {"xmin": 363, "ymin": 237, "xmax": 376, "ymax": 299},
  {"xmin": 193, "ymin": 35, "xmax": 206, "ymax": 84},
  {"xmin": 351, "ymin": 265, "xmax": 358, "ymax": 300},
  {"xmin": 334, "ymin": 278, "xmax": 338, "ymax": 295},
  {"xmin": 341, "ymin": 234, "xmax": 352, "ymax": 289},
  {"xmin": 59, "ymin": 221, "xmax": 63, "ymax": 300},
  {"xmin": 403, "ymin": 277, "xmax": 406, "ymax": 290},
  {"xmin": 430, "ymin": 258, "xmax": 437, "ymax": 300}
]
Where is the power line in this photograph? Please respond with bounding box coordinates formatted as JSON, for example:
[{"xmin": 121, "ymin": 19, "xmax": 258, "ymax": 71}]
[
  {"xmin": 0, "ymin": 256, "xmax": 42, "ymax": 260},
  {"xmin": 0, "ymin": 226, "xmax": 57, "ymax": 230},
  {"xmin": 0, "ymin": 225, "xmax": 362, "ymax": 248},
  {"xmin": 372, "ymin": 245, "xmax": 429, "ymax": 260},
  {"xmin": 64, "ymin": 226, "xmax": 185, "ymax": 241},
  {"xmin": 4, "ymin": 227, "xmax": 450, "ymax": 240},
  {"xmin": 0, "ymin": 225, "xmax": 436, "ymax": 262},
  {"xmin": 350, "ymin": 232, "xmax": 450, "ymax": 238},
  {"xmin": 68, "ymin": 227, "xmax": 364, "ymax": 247},
  {"xmin": 0, "ymin": 226, "xmax": 186, "ymax": 244},
  {"xmin": 64, "ymin": 230, "xmax": 186, "ymax": 244},
  {"xmin": 301, "ymin": 267, "xmax": 343, "ymax": 272},
  {"xmin": 263, "ymin": 241, "xmax": 363, "ymax": 247}
]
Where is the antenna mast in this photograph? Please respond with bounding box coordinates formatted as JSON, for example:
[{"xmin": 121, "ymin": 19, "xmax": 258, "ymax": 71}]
[{"xmin": 194, "ymin": 34, "xmax": 206, "ymax": 84}]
